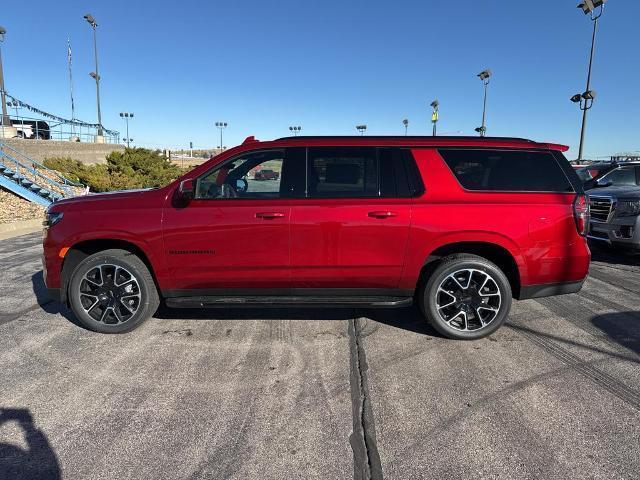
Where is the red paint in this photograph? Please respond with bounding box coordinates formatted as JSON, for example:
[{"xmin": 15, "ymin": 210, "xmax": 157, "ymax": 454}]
[{"xmin": 43, "ymin": 136, "xmax": 590, "ymax": 299}]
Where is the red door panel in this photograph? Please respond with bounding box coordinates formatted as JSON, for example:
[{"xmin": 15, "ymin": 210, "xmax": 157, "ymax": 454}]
[
  {"xmin": 162, "ymin": 199, "xmax": 290, "ymax": 290},
  {"xmin": 290, "ymin": 198, "xmax": 411, "ymax": 289}
]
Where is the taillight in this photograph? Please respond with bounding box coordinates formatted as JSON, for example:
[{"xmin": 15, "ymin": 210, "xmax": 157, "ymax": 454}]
[{"xmin": 573, "ymin": 194, "xmax": 590, "ymax": 236}]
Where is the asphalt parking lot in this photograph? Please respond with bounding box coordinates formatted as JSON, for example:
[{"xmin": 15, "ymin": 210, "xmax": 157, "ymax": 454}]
[{"xmin": 1, "ymin": 232, "xmax": 639, "ymax": 480}]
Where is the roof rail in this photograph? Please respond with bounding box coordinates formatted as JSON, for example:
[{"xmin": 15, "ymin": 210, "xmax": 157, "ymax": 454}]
[{"xmin": 274, "ymin": 135, "xmax": 536, "ymax": 142}]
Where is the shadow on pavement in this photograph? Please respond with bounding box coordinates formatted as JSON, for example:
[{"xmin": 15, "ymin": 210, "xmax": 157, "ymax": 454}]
[
  {"xmin": 31, "ymin": 271, "xmax": 83, "ymax": 329},
  {"xmin": 591, "ymin": 312, "xmax": 640, "ymax": 356},
  {"xmin": 362, "ymin": 306, "xmax": 441, "ymax": 337},
  {"xmin": 589, "ymin": 242, "xmax": 640, "ymax": 267},
  {"xmin": 155, "ymin": 304, "xmax": 442, "ymax": 337},
  {"xmin": 0, "ymin": 408, "xmax": 60, "ymax": 480}
]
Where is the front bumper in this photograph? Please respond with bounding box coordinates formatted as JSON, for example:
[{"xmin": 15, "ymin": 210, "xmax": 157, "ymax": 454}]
[
  {"xmin": 46, "ymin": 288, "xmax": 62, "ymax": 302},
  {"xmin": 588, "ymin": 216, "xmax": 640, "ymax": 250}
]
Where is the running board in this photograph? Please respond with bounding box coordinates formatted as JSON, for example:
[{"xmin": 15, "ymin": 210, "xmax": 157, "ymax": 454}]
[{"xmin": 165, "ymin": 295, "xmax": 413, "ymax": 309}]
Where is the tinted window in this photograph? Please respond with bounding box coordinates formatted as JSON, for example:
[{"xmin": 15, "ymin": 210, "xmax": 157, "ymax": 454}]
[
  {"xmin": 196, "ymin": 150, "xmax": 284, "ymax": 199},
  {"xmin": 439, "ymin": 149, "xmax": 574, "ymax": 192},
  {"xmin": 601, "ymin": 167, "xmax": 638, "ymax": 186},
  {"xmin": 307, "ymin": 147, "xmax": 378, "ymax": 198}
]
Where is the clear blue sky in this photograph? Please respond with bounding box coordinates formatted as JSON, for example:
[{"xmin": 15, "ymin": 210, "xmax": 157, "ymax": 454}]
[{"xmin": 2, "ymin": 0, "xmax": 638, "ymax": 158}]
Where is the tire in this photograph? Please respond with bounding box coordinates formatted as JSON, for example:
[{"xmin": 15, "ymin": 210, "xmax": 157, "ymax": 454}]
[
  {"xmin": 419, "ymin": 254, "xmax": 512, "ymax": 340},
  {"xmin": 68, "ymin": 249, "xmax": 159, "ymax": 333}
]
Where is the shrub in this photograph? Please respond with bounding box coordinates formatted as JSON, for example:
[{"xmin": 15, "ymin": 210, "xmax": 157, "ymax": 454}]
[{"xmin": 45, "ymin": 148, "xmax": 185, "ymax": 193}]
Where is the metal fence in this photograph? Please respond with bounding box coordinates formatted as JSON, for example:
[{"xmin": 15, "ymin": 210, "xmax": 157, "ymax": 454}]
[{"xmin": 5, "ymin": 113, "xmax": 120, "ymax": 144}]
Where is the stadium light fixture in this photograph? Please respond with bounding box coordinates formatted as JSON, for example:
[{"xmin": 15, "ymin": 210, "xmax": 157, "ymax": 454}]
[
  {"xmin": 215, "ymin": 121, "xmax": 228, "ymax": 149},
  {"xmin": 83, "ymin": 14, "xmax": 97, "ymax": 27},
  {"xmin": 477, "ymin": 69, "xmax": 491, "ymax": 137},
  {"xmin": 572, "ymin": 0, "xmax": 607, "ymax": 161},
  {"xmin": 430, "ymin": 100, "xmax": 439, "ymax": 136}
]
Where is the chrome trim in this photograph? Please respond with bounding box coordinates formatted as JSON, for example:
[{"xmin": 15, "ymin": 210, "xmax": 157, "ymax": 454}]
[{"xmin": 588, "ymin": 195, "xmax": 617, "ymax": 223}]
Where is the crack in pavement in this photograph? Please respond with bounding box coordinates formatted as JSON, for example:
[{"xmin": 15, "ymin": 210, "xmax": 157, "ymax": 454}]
[{"xmin": 348, "ymin": 317, "xmax": 383, "ymax": 480}]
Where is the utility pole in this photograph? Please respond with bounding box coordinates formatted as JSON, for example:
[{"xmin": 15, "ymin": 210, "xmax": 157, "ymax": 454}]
[
  {"xmin": 215, "ymin": 121, "xmax": 227, "ymax": 150},
  {"xmin": 572, "ymin": 0, "xmax": 606, "ymax": 161},
  {"xmin": 476, "ymin": 69, "xmax": 491, "ymax": 137},
  {"xmin": 0, "ymin": 26, "xmax": 17, "ymax": 138},
  {"xmin": 119, "ymin": 112, "xmax": 134, "ymax": 147},
  {"xmin": 84, "ymin": 14, "xmax": 103, "ymax": 141},
  {"xmin": 67, "ymin": 37, "xmax": 77, "ymax": 139}
]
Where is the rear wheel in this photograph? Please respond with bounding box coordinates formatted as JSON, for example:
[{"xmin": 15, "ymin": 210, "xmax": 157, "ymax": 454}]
[
  {"xmin": 419, "ymin": 254, "xmax": 512, "ymax": 340},
  {"xmin": 68, "ymin": 249, "xmax": 159, "ymax": 333}
]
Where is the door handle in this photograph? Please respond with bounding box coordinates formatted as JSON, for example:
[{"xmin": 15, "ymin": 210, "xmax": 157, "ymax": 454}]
[
  {"xmin": 368, "ymin": 211, "xmax": 398, "ymax": 219},
  {"xmin": 255, "ymin": 212, "xmax": 286, "ymax": 219}
]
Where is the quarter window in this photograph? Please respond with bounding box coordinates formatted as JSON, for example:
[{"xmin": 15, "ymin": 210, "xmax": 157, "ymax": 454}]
[{"xmin": 439, "ymin": 149, "xmax": 574, "ymax": 192}]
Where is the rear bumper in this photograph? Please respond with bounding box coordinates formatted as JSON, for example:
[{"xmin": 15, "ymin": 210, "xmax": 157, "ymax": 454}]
[{"xmin": 518, "ymin": 279, "xmax": 585, "ymax": 300}]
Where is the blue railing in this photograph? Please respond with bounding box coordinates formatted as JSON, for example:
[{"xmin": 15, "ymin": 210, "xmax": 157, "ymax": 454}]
[{"xmin": 0, "ymin": 140, "xmax": 84, "ymax": 199}]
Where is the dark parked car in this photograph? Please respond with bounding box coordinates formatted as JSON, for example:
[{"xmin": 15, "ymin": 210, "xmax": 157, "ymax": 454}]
[
  {"xmin": 43, "ymin": 135, "xmax": 590, "ymax": 340},
  {"xmin": 585, "ymin": 163, "xmax": 640, "ymax": 251},
  {"xmin": 254, "ymin": 169, "xmax": 279, "ymax": 180}
]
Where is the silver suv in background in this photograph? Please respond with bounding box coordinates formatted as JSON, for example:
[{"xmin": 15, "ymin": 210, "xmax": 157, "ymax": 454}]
[{"xmin": 587, "ymin": 163, "xmax": 640, "ymax": 251}]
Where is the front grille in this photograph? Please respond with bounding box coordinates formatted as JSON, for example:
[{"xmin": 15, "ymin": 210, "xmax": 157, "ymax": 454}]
[{"xmin": 589, "ymin": 197, "xmax": 613, "ymax": 222}]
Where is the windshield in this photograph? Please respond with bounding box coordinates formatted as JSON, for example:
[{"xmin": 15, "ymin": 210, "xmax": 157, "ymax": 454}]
[{"xmin": 599, "ymin": 167, "xmax": 638, "ymax": 187}]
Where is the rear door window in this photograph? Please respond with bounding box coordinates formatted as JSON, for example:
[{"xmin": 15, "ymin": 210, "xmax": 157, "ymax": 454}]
[
  {"xmin": 438, "ymin": 149, "xmax": 574, "ymax": 192},
  {"xmin": 306, "ymin": 147, "xmax": 378, "ymax": 198}
]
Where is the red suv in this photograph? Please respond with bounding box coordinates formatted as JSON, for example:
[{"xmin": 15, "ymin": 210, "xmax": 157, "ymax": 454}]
[{"xmin": 43, "ymin": 136, "xmax": 590, "ymax": 339}]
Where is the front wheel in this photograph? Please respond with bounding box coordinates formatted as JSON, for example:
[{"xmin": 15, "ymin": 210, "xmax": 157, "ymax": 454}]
[
  {"xmin": 419, "ymin": 254, "xmax": 512, "ymax": 340},
  {"xmin": 68, "ymin": 249, "xmax": 159, "ymax": 333}
]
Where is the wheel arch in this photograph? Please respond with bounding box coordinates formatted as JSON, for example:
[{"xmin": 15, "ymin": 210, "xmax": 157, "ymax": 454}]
[
  {"xmin": 61, "ymin": 238, "xmax": 160, "ymax": 305},
  {"xmin": 418, "ymin": 241, "xmax": 522, "ymax": 299}
]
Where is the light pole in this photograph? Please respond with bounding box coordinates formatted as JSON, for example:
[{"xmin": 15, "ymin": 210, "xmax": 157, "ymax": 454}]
[
  {"xmin": 356, "ymin": 124, "xmax": 367, "ymax": 136},
  {"xmin": 430, "ymin": 100, "xmax": 439, "ymax": 136},
  {"xmin": 402, "ymin": 119, "xmax": 409, "ymax": 136},
  {"xmin": 215, "ymin": 121, "xmax": 227, "ymax": 150},
  {"xmin": 0, "ymin": 26, "xmax": 17, "ymax": 138},
  {"xmin": 84, "ymin": 14, "xmax": 103, "ymax": 140},
  {"xmin": 573, "ymin": 0, "xmax": 606, "ymax": 161},
  {"xmin": 289, "ymin": 126, "xmax": 302, "ymax": 136},
  {"xmin": 475, "ymin": 70, "xmax": 491, "ymax": 137},
  {"xmin": 119, "ymin": 112, "xmax": 134, "ymax": 147}
]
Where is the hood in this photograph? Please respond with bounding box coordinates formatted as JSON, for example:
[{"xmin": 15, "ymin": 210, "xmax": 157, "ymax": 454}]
[
  {"xmin": 587, "ymin": 185, "xmax": 640, "ymax": 199},
  {"xmin": 51, "ymin": 188, "xmax": 155, "ymax": 208}
]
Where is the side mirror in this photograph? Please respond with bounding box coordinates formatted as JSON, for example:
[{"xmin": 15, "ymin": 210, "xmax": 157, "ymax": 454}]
[
  {"xmin": 596, "ymin": 178, "xmax": 613, "ymax": 188},
  {"xmin": 178, "ymin": 179, "xmax": 195, "ymax": 201}
]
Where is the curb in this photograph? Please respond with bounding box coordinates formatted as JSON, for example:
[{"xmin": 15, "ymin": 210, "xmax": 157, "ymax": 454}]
[{"xmin": 0, "ymin": 218, "xmax": 43, "ymax": 240}]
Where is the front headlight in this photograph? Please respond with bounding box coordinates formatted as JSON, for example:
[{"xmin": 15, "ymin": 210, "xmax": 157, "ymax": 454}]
[
  {"xmin": 617, "ymin": 200, "xmax": 640, "ymax": 217},
  {"xmin": 43, "ymin": 211, "xmax": 64, "ymax": 228}
]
